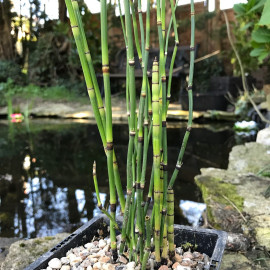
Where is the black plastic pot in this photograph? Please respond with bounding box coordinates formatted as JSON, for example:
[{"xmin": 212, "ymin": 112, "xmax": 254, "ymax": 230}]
[{"xmin": 25, "ymin": 215, "xmax": 227, "ymax": 270}]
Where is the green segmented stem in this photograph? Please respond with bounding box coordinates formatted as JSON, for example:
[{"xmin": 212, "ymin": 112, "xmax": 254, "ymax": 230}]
[
  {"xmin": 92, "ymin": 161, "xmax": 119, "ymax": 230},
  {"xmin": 130, "ymin": 0, "xmax": 142, "ymax": 63},
  {"xmin": 135, "ymin": 0, "xmax": 151, "ymax": 255},
  {"xmin": 168, "ymin": 0, "xmax": 194, "ymax": 189},
  {"xmin": 161, "ymin": 217, "xmax": 168, "ymax": 261},
  {"xmin": 68, "ymin": 0, "xmax": 125, "ymax": 213},
  {"xmin": 152, "ymin": 59, "xmax": 161, "ymax": 264},
  {"xmin": 100, "ymin": 0, "xmax": 117, "ymax": 259},
  {"xmin": 119, "ymin": 0, "xmax": 137, "ymax": 256},
  {"xmin": 71, "ymin": 0, "xmax": 106, "ymax": 131},
  {"xmin": 167, "ymin": 0, "xmax": 180, "ymax": 111},
  {"xmin": 161, "ymin": 0, "xmax": 166, "ymax": 41},
  {"xmin": 167, "ymin": 188, "xmax": 174, "ymax": 259},
  {"xmin": 141, "ymin": 216, "xmax": 151, "ymax": 270},
  {"xmin": 138, "ymin": 0, "xmax": 145, "ymax": 61},
  {"xmin": 65, "ymin": 0, "xmax": 105, "ymax": 147}
]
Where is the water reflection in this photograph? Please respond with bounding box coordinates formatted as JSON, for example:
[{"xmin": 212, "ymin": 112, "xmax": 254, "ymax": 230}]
[{"xmin": 0, "ymin": 119, "xmax": 255, "ymax": 238}]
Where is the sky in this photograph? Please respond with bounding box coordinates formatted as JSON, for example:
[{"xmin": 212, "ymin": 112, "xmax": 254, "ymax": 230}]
[{"xmin": 12, "ymin": 0, "xmax": 248, "ymax": 19}]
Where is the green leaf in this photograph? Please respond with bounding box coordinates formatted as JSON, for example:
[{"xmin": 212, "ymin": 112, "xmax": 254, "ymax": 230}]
[
  {"xmin": 259, "ymin": 0, "xmax": 270, "ymax": 25},
  {"xmin": 252, "ymin": 27, "xmax": 270, "ymax": 43},
  {"xmin": 240, "ymin": 22, "xmax": 254, "ymax": 31},
  {"xmin": 258, "ymin": 51, "xmax": 269, "ymax": 61},
  {"xmin": 233, "ymin": 4, "xmax": 246, "ymax": 16},
  {"xmin": 250, "ymin": 47, "xmax": 266, "ymax": 56},
  {"xmin": 248, "ymin": 0, "xmax": 266, "ymax": 13}
]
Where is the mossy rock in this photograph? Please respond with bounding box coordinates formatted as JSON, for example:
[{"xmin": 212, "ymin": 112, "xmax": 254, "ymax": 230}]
[
  {"xmin": 195, "ymin": 173, "xmax": 244, "ymax": 232},
  {"xmin": 221, "ymin": 251, "xmax": 261, "ymax": 270},
  {"xmin": 1, "ymin": 233, "xmax": 69, "ymax": 270}
]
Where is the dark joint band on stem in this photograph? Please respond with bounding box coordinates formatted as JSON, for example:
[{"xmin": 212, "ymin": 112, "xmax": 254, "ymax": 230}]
[
  {"xmin": 154, "ymin": 230, "xmax": 160, "ymax": 235},
  {"xmin": 163, "ymin": 164, "xmax": 168, "ymax": 171},
  {"xmin": 71, "ymin": 25, "xmax": 79, "ymax": 28},
  {"xmin": 167, "ymin": 96, "xmax": 171, "ymax": 101},
  {"xmin": 154, "ymin": 190, "xmax": 163, "ymax": 194},
  {"xmin": 98, "ymin": 204, "xmax": 103, "ymax": 210},
  {"xmin": 153, "ymin": 124, "xmax": 160, "ymax": 127},
  {"xmin": 152, "ymin": 71, "xmax": 159, "ymax": 73},
  {"xmin": 145, "ymin": 248, "xmax": 151, "ymax": 252},
  {"xmin": 138, "ymin": 136, "xmax": 143, "ymax": 142},
  {"xmin": 149, "ymin": 110, "xmax": 153, "ymax": 115},
  {"xmin": 133, "ymin": 183, "xmax": 136, "ymax": 188},
  {"xmin": 85, "ymin": 51, "xmax": 90, "ymax": 55},
  {"xmin": 135, "ymin": 182, "xmax": 141, "ymax": 189},
  {"xmin": 175, "ymin": 40, "xmax": 180, "ymax": 46},
  {"xmin": 110, "ymin": 204, "xmax": 116, "ymax": 212},
  {"xmin": 127, "ymin": 189, "xmax": 132, "ymax": 195},
  {"xmin": 147, "ymin": 196, "xmax": 151, "ymax": 203},
  {"xmin": 153, "ymin": 154, "xmax": 160, "ymax": 158},
  {"xmin": 98, "ymin": 106, "xmax": 104, "ymax": 109},
  {"xmin": 141, "ymin": 201, "xmax": 145, "ymax": 207},
  {"xmin": 167, "ymin": 213, "xmax": 174, "ymax": 216},
  {"xmin": 106, "ymin": 142, "xmax": 113, "ymax": 150},
  {"xmin": 102, "ymin": 66, "xmax": 110, "ymax": 73},
  {"xmin": 113, "ymin": 161, "xmax": 118, "ymax": 165},
  {"xmin": 138, "ymin": 9, "xmax": 142, "ymax": 13},
  {"xmin": 139, "ymin": 58, "xmax": 142, "ymax": 63},
  {"xmin": 167, "ymin": 232, "xmax": 174, "ymax": 235},
  {"xmin": 187, "ymin": 85, "xmax": 193, "ymax": 90},
  {"xmin": 152, "ymin": 100, "xmax": 159, "ymax": 103},
  {"xmin": 162, "ymin": 76, "xmax": 166, "ymax": 82},
  {"xmin": 162, "ymin": 121, "xmax": 167, "ymax": 127},
  {"xmin": 145, "ymin": 47, "xmax": 150, "ymax": 51},
  {"xmin": 130, "ymin": 131, "xmax": 136, "ymax": 137},
  {"xmin": 157, "ymin": 21, "xmax": 162, "ymax": 26},
  {"xmin": 167, "ymin": 200, "xmax": 174, "ymax": 203},
  {"xmin": 191, "ymin": 12, "xmax": 195, "ymax": 16},
  {"xmin": 87, "ymin": 87, "xmax": 94, "ymax": 91},
  {"xmin": 190, "ymin": 47, "xmax": 195, "ymax": 51},
  {"xmin": 144, "ymin": 121, "xmax": 149, "ymax": 126},
  {"xmin": 162, "ymin": 209, "xmax": 167, "ymax": 215},
  {"xmin": 162, "ymin": 29, "xmax": 165, "ymax": 32},
  {"xmin": 187, "ymin": 126, "xmax": 192, "ymax": 132}
]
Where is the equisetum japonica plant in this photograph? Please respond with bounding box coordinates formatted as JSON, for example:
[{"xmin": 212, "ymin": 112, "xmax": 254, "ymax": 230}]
[{"xmin": 65, "ymin": 0, "xmax": 195, "ymax": 268}]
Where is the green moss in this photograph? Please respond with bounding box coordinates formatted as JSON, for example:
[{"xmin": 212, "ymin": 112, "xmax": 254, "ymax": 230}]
[
  {"xmin": 19, "ymin": 243, "xmax": 26, "ymax": 247},
  {"xmin": 195, "ymin": 175, "xmax": 244, "ymax": 228},
  {"xmin": 195, "ymin": 175, "xmax": 244, "ymax": 210},
  {"xmin": 34, "ymin": 239, "xmax": 43, "ymax": 245},
  {"xmin": 44, "ymin": 236, "xmax": 54, "ymax": 241}
]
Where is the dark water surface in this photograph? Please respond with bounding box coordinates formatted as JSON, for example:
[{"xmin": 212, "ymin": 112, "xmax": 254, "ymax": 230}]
[{"xmin": 0, "ymin": 119, "xmax": 255, "ymax": 238}]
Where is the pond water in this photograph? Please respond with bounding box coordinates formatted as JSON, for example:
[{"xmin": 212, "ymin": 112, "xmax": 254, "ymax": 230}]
[{"xmin": 0, "ymin": 119, "xmax": 256, "ymax": 238}]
